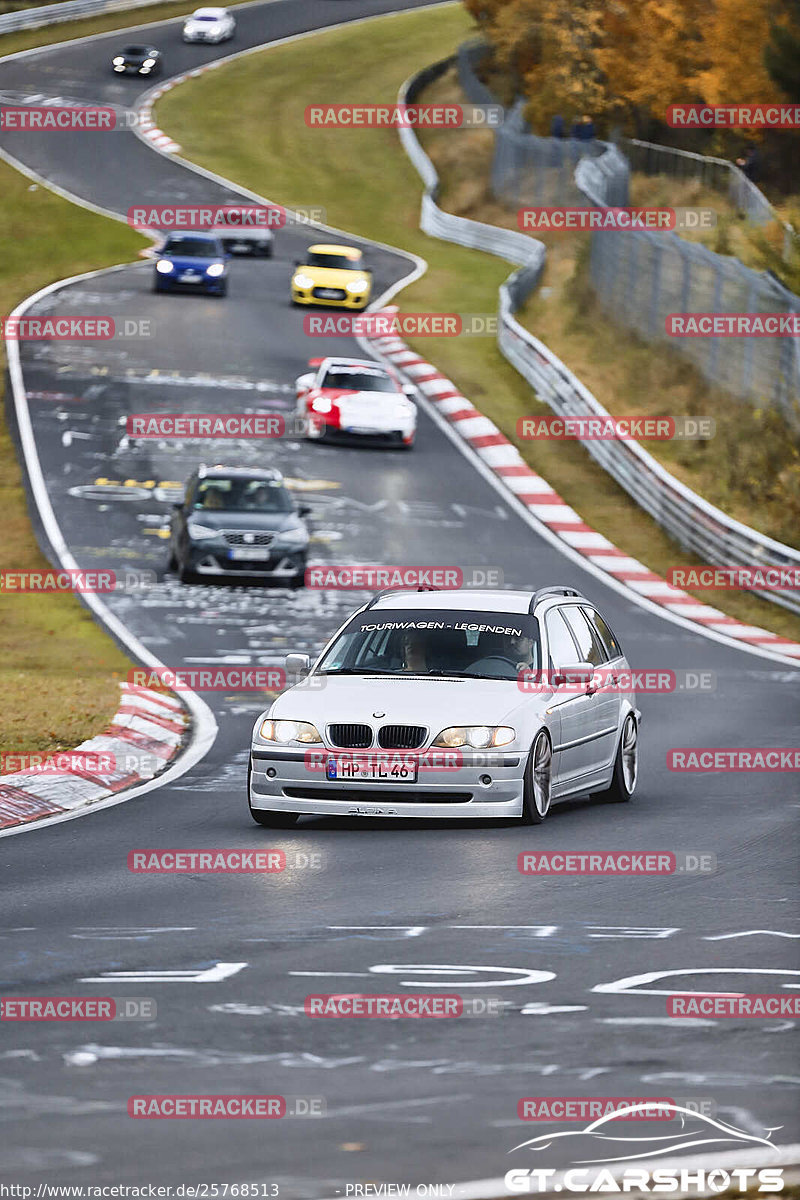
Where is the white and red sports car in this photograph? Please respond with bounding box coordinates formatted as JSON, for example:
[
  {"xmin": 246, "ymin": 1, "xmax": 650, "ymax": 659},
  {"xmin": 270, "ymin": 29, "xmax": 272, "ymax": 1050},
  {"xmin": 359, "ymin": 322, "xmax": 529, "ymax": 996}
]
[{"xmin": 295, "ymin": 357, "xmax": 417, "ymax": 449}]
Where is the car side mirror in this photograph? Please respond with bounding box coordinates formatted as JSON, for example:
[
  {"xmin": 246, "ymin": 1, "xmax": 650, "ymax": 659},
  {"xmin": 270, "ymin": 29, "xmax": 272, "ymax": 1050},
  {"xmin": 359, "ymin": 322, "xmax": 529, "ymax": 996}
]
[
  {"xmin": 285, "ymin": 652, "xmax": 311, "ymax": 677},
  {"xmin": 402, "ymin": 385, "xmax": 415, "ymax": 399},
  {"xmin": 298, "ymin": 505, "xmax": 312, "ymax": 518},
  {"xmin": 553, "ymin": 661, "xmax": 594, "ymax": 686},
  {"xmin": 296, "ymin": 373, "xmax": 314, "ymax": 391}
]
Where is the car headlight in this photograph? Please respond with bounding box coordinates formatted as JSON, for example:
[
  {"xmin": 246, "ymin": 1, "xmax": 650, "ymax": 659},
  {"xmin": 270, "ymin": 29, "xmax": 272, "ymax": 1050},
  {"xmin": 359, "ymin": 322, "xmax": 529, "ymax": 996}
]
[
  {"xmin": 187, "ymin": 523, "xmax": 219, "ymax": 541},
  {"xmin": 206, "ymin": 262, "xmax": 225, "ymax": 277},
  {"xmin": 345, "ymin": 278, "xmax": 370, "ymax": 294},
  {"xmin": 260, "ymin": 719, "xmax": 321, "ymax": 744},
  {"xmin": 433, "ymin": 726, "xmax": 516, "ymax": 749},
  {"xmin": 142, "ymin": 58, "xmax": 155, "ymax": 67},
  {"xmin": 278, "ymin": 525, "xmax": 309, "ymax": 548},
  {"xmin": 113, "ymin": 56, "xmax": 125, "ymax": 65},
  {"xmin": 156, "ymin": 259, "xmax": 174, "ymax": 274},
  {"xmin": 293, "ymin": 273, "xmax": 314, "ymax": 289},
  {"xmin": 310, "ymin": 396, "xmax": 332, "ymax": 414}
]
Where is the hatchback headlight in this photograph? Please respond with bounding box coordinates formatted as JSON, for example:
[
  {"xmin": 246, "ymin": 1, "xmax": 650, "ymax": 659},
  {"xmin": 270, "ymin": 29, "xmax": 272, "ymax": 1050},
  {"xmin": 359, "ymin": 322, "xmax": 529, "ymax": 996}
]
[
  {"xmin": 187, "ymin": 523, "xmax": 218, "ymax": 540},
  {"xmin": 346, "ymin": 278, "xmax": 370, "ymax": 294},
  {"xmin": 113, "ymin": 56, "xmax": 125, "ymax": 65},
  {"xmin": 206, "ymin": 262, "xmax": 225, "ymax": 277},
  {"xmin": 433, "ymin": 726, "xmax": 515, "ymax": 749},
  {"xmin": 310, "ymin": 396, "xmax": 332, "ymax": 413},
  {"xmin": 142, "ymin": 58, "xmax": 155, "ymax": 67},
  {"xmin": 260, "ymin": 719, "xmax": 321, "ymax": 744},
  {"xmin": 278, "ymin": 525, "xmax": 309, "ymax": 548},
  {"xmin": 156, "ymin": 259, "xmax": 174, "ymax": 274},
  {"xmin": 293, "ymin": 273, "xmax": 314, "ymax": 289}
]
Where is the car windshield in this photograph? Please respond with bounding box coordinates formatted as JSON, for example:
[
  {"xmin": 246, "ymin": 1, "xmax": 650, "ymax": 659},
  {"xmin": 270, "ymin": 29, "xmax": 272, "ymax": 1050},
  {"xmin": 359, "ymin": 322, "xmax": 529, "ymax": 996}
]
[
  {"xmin": 192, "ymin": 479, "xmax": 294, "ymax": 513},
  {"xmin": 123, "ymin": 46, "xmax": 149, "ymax": 54},
  {"xmin": 163, "ymin": 237, "xmax": 220, "ymax": 257},
  {"xmin": 306, "ymin": 251, "xmax": 361, "ymax": 269},
  {"xmin": 317, "ymin": 609, "xmax": 541, "ymax": 681},
  {"xmin": 321, "ymin": 368, "xmax": 397, "ymax": 394},
  {"xmin": 193, "ymin": 15, "xmax": 218, "ymax": 21}
]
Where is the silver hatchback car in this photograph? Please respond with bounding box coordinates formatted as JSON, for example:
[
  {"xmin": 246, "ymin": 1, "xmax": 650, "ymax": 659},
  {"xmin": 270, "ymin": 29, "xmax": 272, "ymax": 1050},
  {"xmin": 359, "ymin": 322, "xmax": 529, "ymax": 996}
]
[{"xmin": 248, "ymin": 587, "xmax": 641, "ymax": 826}]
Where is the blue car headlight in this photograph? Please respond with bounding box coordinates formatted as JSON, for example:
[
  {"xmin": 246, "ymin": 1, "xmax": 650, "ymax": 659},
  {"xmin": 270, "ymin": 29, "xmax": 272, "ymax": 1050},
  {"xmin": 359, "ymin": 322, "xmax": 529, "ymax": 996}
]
[
  {"xmin": 156, "ymin": 259, "xmax": 174, "ymax": 274},
  {"xmin": 206, "ymin": 262, "xmax": 226, "ymax": 278}
]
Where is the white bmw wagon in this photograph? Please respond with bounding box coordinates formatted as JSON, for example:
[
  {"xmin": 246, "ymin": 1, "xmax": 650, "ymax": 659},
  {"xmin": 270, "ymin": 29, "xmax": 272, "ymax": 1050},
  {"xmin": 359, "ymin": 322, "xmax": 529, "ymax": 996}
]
[{"xmin": 248, "ymin": 587, "xmax": 641, "ymax": 826}]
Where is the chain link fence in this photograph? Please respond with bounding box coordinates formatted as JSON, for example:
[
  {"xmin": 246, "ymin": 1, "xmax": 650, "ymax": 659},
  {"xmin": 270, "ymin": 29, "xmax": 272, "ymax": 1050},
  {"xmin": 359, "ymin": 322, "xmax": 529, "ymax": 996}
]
[
  {"xmin": 458, "ymin": 40, "xmax": 800, "ymax": 419},
  {"xmin": 399, "ymin": 58, "xmax": 800, "ymax": 616}
]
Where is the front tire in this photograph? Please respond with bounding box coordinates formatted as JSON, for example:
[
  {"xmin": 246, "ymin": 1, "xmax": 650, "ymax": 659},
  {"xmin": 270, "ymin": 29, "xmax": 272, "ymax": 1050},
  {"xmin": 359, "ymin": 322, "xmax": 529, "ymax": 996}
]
[
  {"xmin": 599, "ymin": 713, "xmax": 638, "ymax": 803},
  {"xmin": 521, "ymin": 730, "xmax": 552, "ymax": 824}
]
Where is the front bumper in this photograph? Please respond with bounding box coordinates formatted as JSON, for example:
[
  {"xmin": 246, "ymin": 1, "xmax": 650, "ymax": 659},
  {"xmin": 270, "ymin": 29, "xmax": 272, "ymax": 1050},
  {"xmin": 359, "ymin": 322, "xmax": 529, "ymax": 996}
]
[
  {"xmin": 155, "ymin": 270, "xmax": 225, "ymax": 294},
  {"xmin": 291, "ymin": 288, "xmax": 370, "ymax": 310},
  {"xmin": 249, "ymin": 747, "xmax": 526, "ymax": 819},
  {"xmin": 187, "ymin": 545, "xmax": 306, "ymax": 578}
]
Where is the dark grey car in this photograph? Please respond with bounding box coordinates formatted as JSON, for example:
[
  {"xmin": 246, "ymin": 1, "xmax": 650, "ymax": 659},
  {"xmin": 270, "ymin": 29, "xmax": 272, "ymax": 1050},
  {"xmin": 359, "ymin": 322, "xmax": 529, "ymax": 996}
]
[{"xmin": 169, "ymin": 465, "xmax": 310, "ymax": 585}]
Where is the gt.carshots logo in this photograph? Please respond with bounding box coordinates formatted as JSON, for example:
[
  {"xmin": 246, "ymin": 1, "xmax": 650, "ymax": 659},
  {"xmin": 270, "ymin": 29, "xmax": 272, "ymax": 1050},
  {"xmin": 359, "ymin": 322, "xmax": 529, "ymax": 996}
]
[{"xmin": 506, "ymin": 1105, "xmax": 784, "ymax": 1192}]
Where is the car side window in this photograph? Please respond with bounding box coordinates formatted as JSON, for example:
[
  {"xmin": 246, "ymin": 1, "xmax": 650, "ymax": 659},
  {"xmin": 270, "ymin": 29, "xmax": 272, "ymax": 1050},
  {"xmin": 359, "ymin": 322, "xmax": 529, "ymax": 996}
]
[
  {"xmin": 545, "ymin": 610, "xmax": 581, "ymax": 672},
  {"xmin": 560, "ymin": 605, "xmax": 608, "ymax": 666},
  {"xmin": 582, "ymin": 607, "xmax": 623, "ymax": 660}
]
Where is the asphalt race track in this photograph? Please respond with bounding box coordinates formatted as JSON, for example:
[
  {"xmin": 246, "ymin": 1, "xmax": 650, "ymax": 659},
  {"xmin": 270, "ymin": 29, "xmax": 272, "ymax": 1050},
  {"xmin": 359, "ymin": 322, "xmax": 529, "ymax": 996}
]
[{"xmin": 1, "ymin": 0, "xmax": 799, "ymax": 1189}]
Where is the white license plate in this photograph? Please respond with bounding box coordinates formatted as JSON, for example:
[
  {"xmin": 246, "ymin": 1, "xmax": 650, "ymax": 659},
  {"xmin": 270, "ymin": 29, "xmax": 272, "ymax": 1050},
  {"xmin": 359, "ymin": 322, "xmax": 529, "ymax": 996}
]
[
  {"xmin": 326, "ymin": 755, "xmax": 418, "ymax": 783},
  {"xmin": 229, "ymin": 547, "xmax": 270, "ymax": 561}
]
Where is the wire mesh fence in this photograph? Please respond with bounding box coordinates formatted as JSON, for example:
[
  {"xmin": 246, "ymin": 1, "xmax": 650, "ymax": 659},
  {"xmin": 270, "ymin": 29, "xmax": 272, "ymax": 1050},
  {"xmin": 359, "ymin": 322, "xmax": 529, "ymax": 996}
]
[{"xmin": 457, "ymin": 39, "xmax": 799, "ymax": 418}]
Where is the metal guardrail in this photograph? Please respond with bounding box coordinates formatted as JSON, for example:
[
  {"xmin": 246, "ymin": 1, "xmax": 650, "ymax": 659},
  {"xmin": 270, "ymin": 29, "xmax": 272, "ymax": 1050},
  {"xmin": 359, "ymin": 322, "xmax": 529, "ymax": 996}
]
[
  {"xmin": 400, "ymin": 60, "xmax": 800, "ymax": 616},
  {"xmin": 0, "ymin": 0, "xmax": 169, "ymax": 34}
]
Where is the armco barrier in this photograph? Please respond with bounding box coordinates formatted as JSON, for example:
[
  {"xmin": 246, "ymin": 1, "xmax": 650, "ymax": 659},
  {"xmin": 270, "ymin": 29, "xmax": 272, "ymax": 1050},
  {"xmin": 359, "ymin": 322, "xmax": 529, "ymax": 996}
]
[
  {"xmin": 400, "ymin": 60, "xmax": 800, "ymax": 616},
  {"xmin": 0, "ymin": 0, "xmax": 171, "ymax": 34}
]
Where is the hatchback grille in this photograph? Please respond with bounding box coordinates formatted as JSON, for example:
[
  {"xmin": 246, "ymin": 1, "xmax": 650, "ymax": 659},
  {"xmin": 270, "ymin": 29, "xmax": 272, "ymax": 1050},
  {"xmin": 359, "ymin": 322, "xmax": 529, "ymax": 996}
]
[
  {"xmin": 312, "ymin": 287, "xmax": 346, "ymax": 300},
  {"xmin": 222, "ymin": 531, "xmax": 274, "ymax": 546},
  {"xmin": 329, "ymin": 723, "xmax": 372, "ymax": 748},
  {"xmin": 378, "ymin": 725, "xmax": 427, "ymax": 750}
]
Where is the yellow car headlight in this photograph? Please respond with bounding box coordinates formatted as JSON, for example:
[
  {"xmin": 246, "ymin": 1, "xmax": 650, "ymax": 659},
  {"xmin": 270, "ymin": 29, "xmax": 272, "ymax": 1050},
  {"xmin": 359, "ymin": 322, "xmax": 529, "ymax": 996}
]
[
  {"xmin": 260, "ymin": 719, "xmax": 321, "ymax": 745},
  {"xmin": 293, "ymin": 273, "xmax": 314, "ymax": 289},
  {"xmin": 433, "ymin": 726, "xmax": 515, "ymax": 749},
  {"xmin": 345, "ymin": 278, "xmax": 370, "ymax": 294}
]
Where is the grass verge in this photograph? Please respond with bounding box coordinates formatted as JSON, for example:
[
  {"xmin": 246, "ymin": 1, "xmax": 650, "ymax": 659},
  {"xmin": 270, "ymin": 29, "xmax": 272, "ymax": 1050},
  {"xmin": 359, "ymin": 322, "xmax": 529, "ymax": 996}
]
[
  {"xmin": 0, "ymin": 159, "xmax": 146, "ymax": 756},
  {"xmin": 154, "ymin": 5, "xmax": 800, "ymax": 641}
]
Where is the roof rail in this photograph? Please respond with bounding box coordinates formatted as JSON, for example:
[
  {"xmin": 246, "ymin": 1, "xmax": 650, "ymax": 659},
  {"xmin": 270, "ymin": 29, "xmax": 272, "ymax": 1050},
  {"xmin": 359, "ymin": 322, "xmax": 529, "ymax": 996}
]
[
  {"xmin": 529, "ymin": 586, "xmax": 583, "ymax": 613},
  {"xmin": 364, "ymin": 584, "xmax": 440, "ymax": 610}
]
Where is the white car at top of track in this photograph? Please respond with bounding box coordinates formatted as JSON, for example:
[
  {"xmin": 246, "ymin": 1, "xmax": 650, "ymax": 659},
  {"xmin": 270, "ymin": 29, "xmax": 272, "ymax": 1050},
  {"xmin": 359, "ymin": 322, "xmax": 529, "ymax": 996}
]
[
  {"xmin": 182, "ymin": 6, "xmax": 235, "ymax": 42},
  {"xmin": 295, "ymin": 357, "xmax": 417, "ymax": 448}
]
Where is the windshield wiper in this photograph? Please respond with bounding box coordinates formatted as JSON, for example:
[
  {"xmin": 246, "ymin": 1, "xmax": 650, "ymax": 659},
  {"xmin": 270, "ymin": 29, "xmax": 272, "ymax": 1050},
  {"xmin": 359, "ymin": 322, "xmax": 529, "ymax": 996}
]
[{"xmin": 319, "ymin": 667, "xmax": 397, "ymax": 676}]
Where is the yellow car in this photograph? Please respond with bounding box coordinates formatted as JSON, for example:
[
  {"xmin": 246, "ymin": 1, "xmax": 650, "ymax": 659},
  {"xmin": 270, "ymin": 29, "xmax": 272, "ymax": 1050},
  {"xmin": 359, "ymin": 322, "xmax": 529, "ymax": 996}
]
[{"xmin": 290, "ymin": 244, "xmax": 372, "ymax": 310}]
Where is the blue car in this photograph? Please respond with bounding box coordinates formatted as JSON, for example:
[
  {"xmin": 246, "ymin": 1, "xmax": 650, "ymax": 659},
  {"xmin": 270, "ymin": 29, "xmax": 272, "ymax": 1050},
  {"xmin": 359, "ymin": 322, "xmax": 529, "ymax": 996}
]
[{"xmin": 153, "ymin": 231, "xmax": 228, "ymax": 296}]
